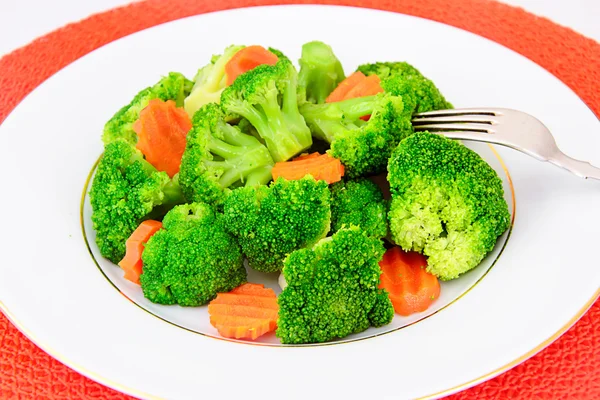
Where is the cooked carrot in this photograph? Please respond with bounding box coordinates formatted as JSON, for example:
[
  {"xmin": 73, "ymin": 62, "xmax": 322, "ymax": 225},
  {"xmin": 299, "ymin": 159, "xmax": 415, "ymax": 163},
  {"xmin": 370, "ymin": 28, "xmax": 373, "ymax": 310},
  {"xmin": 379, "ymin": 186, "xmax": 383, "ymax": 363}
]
[
  {"xmin": 225, "ymin": 45, "xmax": 279, "ymax": 85},
  {"xmin": 118, "ymin": 220, "xmax": 163, "ymax": 285},
  {"xmin": 325, "ymin": 71, "xmax": 366, "ymax": 103},
  {"xmin": 208, "ymin": 283, "xmax": 279, "ymax": 340},
  {"xmin": 133, "ymin": 99, "xmax": 192, "ymax": 178},
  {"xmin": 344, "ymin": 74, "xmax": 384, "ymax": 99},
  {"xmin": 378, "ymin": 247, "xmax": 440, "ymax": 316},
  {"xmin": 272, "ymin": 153, "xmax": 344, "ymax": 184},
  {"xmin": 293, "ymin": 152, "xmax": 322, "ymax": 161}
]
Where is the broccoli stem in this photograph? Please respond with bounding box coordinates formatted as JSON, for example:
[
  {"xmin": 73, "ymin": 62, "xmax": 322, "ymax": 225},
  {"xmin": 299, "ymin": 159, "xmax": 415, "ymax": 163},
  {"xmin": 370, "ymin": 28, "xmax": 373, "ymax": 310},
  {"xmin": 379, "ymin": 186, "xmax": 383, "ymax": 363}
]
[{"xmin": 298, "ymin": 41, "xmax": 345, "ymax": 104}]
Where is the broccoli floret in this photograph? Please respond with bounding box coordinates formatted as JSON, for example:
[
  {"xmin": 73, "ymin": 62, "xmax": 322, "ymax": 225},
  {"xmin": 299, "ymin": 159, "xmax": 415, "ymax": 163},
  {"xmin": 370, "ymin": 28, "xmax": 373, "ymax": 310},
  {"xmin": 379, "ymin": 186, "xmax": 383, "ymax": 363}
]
[
  {"xmin": 220, "ymin": 57, "xmax": 312, "ymax": 162},
  {"xmin": 387, "ymin": 132, "xmax": 510, "ymax": 280},
  {"xmin": 140, "ymin": 203, "xmax": 246, "ymax": 306},
  {"xmin": 277, "ymin": 227, "xmax": 393, "ymax": 344},
  {"xmin": 330, "ymin": 179, "xmax": 387, "ymax": 238},
  {"xmin": 223, "ymin": 176, "xmax": 331, "ymax": 273},
  {"xmin": 357, "ymin": 62, "xmax": 452, "ymax": 114},
  {"xmin": 184, "ymin": 45, "xmax": 245, "ymax": 117},
  {"xmin": 103, "ymin": 72, "xmax": 193, "ymax": 145},
  {"xmin": 178, "ymin": 103, "xmax": 274, "ymax": 206},
  {"xmin": 300, "ymin": 93, "xmax": 412, "ymax": 177},
  {"xmin": 298, "ymin": 41, "xmax": 345, "ymax": 104},
  {"xmin": 90, "ymin": 140, "xmax": 185, "ymax": 263}
]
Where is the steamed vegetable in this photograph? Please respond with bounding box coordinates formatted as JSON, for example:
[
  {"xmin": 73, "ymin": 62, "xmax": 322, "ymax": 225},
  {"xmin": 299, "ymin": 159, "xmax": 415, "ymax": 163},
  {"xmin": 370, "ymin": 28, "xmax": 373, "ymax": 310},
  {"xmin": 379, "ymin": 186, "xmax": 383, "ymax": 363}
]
[
  {"xmin": 179, "ymin": 103, "xmax": 274, "ymax": 205},
  {"xmin": 271, "ymin": 152, "xmax": 345, "ymax": 184},
  {"xmin": 103, "ymin": 72, "xmax": 192, "ymax": 145},
  {"xmin": 387, "ymin": 132, "xmax": 510, "ymax": 280},
  {"xmin": 118, "ymin": 220, "xmax": 163, "ymax": 285},
  {"xmin": 140, "ymin": 202, "xmax": 246, "ymax": 306},
  {"xmin": 378, "ymin": 247, "xmax": 440, "ymax": 315},
  {"xmin": 277, "ymin": 227, "xmax": 394, "ymax": 344},
  {"xmin": 90, "ymin": 140, "xmax": 184, "ymax": 263},
  {"xmin": 208, "ymin": 283, "xmax": 279, "ymax": 340},
  {"xmin": 298, "ymin": 41, "xmax": 345, "ymax": 104},
  {"xmin": 223, "ymin": 176, "xmax": 331, "ymax": 273},
  {"xmin": 225, "ymin": 45, "xmax": 279, "ymax": 85}
]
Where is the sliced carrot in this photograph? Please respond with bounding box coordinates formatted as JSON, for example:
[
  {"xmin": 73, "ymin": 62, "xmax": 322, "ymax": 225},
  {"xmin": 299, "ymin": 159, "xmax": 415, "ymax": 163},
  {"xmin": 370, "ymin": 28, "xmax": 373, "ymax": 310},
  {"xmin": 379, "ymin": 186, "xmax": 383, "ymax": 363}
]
[
  {"xmin": 133, "ymin": 99, "xmax": 192, "ymax": 178},
  {"xmin": 225, "ymin": 45, "xmax": 278, "ymax": 86},
  {"xmin": 208, "ymin": 283, "xmax": 279, "ymax": 340},
  {"xmin": 325, "ymin": 71, "xmax": 366, "ymax": 103},
  {"xmin": 293, "ymin": 152, "xmax": 322, "ymax": 161},
  {"xmin": 133, "ymin": 99, "xmax": 191, "ymax": 172},
  {"xmin": 344, "ymin": 74, "xmax": 384, "ymax": 99},
  {"xmin": 272, "ymin": 153, "xmax": 344, "ymax": 184},
  {"xmin": 118, "ymin": 220, "xmax": 162, "ymax": 285},
  {"xmin": 378, "ymin": 247, "xmax": 440, "ymax": 316}
]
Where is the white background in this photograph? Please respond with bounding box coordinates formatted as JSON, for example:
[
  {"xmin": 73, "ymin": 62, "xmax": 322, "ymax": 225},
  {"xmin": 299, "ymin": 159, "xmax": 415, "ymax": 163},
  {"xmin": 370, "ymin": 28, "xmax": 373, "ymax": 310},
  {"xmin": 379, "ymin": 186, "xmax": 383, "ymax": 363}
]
[{"xmin": 0, "ymin": 0, "xmax": 599, "ymax": 57}]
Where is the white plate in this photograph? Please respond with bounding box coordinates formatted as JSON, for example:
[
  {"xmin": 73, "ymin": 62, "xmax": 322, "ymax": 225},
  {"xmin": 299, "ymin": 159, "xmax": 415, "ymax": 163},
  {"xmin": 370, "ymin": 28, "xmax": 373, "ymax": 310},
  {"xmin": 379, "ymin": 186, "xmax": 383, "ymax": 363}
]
[{"xmin": 0, "ymin": 5, "xmax": 599, "ymax": 399}]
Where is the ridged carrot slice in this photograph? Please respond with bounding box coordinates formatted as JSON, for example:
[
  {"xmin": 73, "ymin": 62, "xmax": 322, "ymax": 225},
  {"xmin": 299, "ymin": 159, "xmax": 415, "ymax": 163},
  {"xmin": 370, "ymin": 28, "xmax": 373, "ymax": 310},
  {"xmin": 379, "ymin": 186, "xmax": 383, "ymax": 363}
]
[
  {"xmin": 208, "ymin": 283, "xmax": 279, "ymax": 340},
  {"xmin": 118, "ymin": 220, "xmax": 162, "ymax": 285},
  {"xmin": 225, "ymin": 45, "xmax": 279, "ymax": 85},
  {"xmin": 325, "ymin": 71, "xmax": 366, "ymax": 103},
  {"xmin": 378, "ymin": 247, "xmax": 440, "ymax": 316},
  {"xmin": 271, "ymin": 153, "xmax": 345, "ymax": 184}
]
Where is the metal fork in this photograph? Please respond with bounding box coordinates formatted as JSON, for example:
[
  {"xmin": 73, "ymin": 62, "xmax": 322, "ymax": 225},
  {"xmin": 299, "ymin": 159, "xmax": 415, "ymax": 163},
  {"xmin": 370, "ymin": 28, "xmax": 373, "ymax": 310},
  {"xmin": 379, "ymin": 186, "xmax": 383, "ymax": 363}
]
[{"xmin": 412, "ymin": 108, "xmax": 600, "ymax": 180}]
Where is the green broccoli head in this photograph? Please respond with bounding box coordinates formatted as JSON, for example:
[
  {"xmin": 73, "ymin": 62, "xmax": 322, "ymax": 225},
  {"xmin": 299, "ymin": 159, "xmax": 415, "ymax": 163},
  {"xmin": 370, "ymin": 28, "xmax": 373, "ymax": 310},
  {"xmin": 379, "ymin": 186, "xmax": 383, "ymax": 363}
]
[
  {"xmin": 387, "ymin": 132, "xmax": 510, "ymax": 280},
  {"xmin": 277, "ymin": 227, "xmax": 393, "ymax": 344},
  {"xmin": 223, "ymin": 176, "xmax": 331, "ymax": 273},
  {"xmin": 220, "ymin": 57, "xmax": 312, "ymax": 162},
  {"xmin": 90, "ymin": 140, "xmax": 185, "ymax": 263},
  {"xmin": 183, "ymin": 45, "xmax": 245, "ymax": 117},
  {"xmin": 297, "ymin": 41, "xmax": 345, "ymax": 104},
  {"xmin": 357, "ymin": 61, "xmax": 452, "ymax": 114},
  {"xmin": 300, "ymin": 93, "xmax": 412, "ymax": 177},
  {"xmin": 330, "ymin": 178, "xmax": 388, "ymax": 238},
  {"xmin": 103, "ymin": 72, "xmax": 193, "ymax": 145},
  {"xmin": 140, "ymin": 202, "xmax": 246, "ymax": 306},
  {"xmin": 178, "ymin": 103, "xmax": 274, "ymax": 206}
]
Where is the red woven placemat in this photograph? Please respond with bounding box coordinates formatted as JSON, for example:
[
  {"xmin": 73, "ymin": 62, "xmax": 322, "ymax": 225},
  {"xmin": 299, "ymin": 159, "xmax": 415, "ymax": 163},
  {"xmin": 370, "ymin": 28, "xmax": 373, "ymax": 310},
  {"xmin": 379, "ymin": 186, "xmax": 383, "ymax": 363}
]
[{"xmin": 0, "ymin": 0, "xmax": 598, "ymax": 398}]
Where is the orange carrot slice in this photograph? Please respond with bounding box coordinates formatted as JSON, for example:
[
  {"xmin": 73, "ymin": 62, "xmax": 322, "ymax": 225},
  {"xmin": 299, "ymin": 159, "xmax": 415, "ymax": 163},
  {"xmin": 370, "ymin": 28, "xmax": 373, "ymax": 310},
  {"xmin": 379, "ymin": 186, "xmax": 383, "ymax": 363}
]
[
  {"xmin": 378, "ymin": 247, "xmax": 440, "ymax": 316},
  {"xmin": 133, "ymin": 99, "xmax": 192, "ymax": 178},
  {"xmin": 293, "ymin": 152, "xmax": 322, "ymax": 161},
  {"xmin": 325, "ymin": 71, "xmax": 366, "ymax": 103},
  {"xmin": 208, "ymin": 283, "xmax": 279, "ymax": 340},
  {"xmin": 225, "ymin": 45, "xmax": 278, "ymax": 85},
  {"xmin": 344, "ymin": 74, "xmax": 384, "ymax": 99},
  {"xmin": 118, "ymin": 220, "xmax": 163, "ymax": 285},
  {"xmin": 271, "ymin": 153, "xmax": 345, "ymax": 184}
]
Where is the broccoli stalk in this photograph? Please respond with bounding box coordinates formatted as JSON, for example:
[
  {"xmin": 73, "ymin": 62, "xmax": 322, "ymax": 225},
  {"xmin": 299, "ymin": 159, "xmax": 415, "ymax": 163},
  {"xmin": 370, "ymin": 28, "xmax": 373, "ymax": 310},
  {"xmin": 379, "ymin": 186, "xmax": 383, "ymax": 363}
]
[
  {"xmin": 221, "ymin": 58, "xmax": 312, "ymax": 162},
  {"xmin": 300, "ymin": 93, "xmax": 412, "ymax": 177},
  {"xmin": 103, "ymin": 72, "xmax": 193, "ymax": 145},
  {"xmin": 179, "ymin": 103, "xmax": 274, "ymax": 205},
  {"xmin": 183, "ymin": 45, "xmax": 245, "ymax": 117},
  {"xmin": 90, "ymin": 140, "xmax": 185, "ymax": 263},
  {"xmin": 297, "ymin": 41, "xmax": 345, "ymax": 104}
]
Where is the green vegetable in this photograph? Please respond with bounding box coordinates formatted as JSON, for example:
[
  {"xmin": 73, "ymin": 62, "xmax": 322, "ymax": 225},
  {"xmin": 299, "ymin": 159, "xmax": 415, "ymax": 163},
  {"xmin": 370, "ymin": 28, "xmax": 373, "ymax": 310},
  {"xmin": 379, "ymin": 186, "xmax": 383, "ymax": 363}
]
[
  {"xmin": 277, "ymin": 227, "xmax": 394, "ymax": 344},
  {"xmin": 220, "ymin": 57, "xmax": 312, "ymax": 162},
  {"xmin": 90, "ymin": 140, "xmax": 185, "ymax": 263},
  {"xmin": 387, "ymin": 132, "xmax": 510, "ymax": 280},
  {"xmin": 299, "ymin": 93, "xmax": 412, "ymax": 177},
  {"xmin": 184, "ymin": 45, "xmax": 245, "ymax": 117},
  {"xmin": 298, "ymin": 41, "xmax": 345, "ymax": 104},
  {"xmin": 330, "ymin": 178, "xmax": 388, "ymax": 238},
  {"xmin": 223, "ymin": 176, "xmax": 331, "ymax": 273},
  {"xmin": 102, "ymin": 72, "xmax": 193, "ymax": 145},
  {"xmin": 357, "ymin": 61, "xmax": 452, "ymax": 114},
  {"xmin": 178, "ymin": 103, "xmax": 274, "ymax": 206},
  {"xmin": 140, "ymin": 202, "xmax": 246, "ymax": 306}
]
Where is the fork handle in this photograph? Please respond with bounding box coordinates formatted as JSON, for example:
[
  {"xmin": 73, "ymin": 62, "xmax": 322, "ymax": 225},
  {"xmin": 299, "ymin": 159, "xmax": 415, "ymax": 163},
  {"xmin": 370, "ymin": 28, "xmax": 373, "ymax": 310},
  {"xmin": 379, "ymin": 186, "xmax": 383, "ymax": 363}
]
[{"xmin": 548, "ymin": 151, "xmax": 600, "ymax": 180}]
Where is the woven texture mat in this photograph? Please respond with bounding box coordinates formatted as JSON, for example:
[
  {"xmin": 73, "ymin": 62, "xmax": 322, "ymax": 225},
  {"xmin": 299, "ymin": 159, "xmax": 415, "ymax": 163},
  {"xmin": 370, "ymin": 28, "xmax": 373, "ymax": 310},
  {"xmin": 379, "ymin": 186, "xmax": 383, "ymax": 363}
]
[{"xmin": 0, "ymin": 0, "xmax": 598, "ymax": 398}]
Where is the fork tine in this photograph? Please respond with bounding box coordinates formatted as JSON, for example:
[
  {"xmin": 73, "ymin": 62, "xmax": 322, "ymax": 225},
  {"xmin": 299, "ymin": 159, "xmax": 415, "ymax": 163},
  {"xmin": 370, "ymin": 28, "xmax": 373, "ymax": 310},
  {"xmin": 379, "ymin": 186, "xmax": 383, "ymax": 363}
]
[
  {"xmin": 412, "ymin": 115, "xmax": 498, "ymax": 125},
  {"xmin": 413, "ymin": 123, "xmax": 495, "ymax": 133},
  {"xmin": 413, "ymin": 108, "xmax": 502, "ymax": 117}
]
